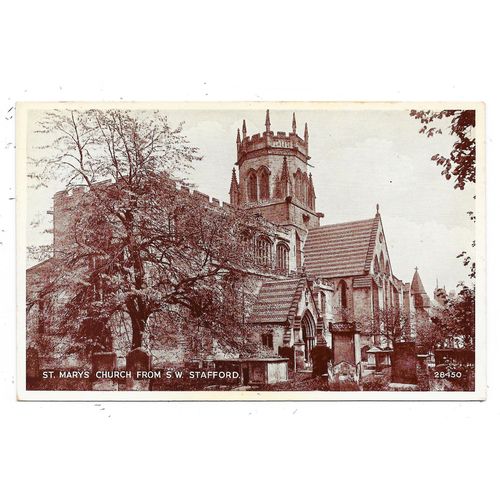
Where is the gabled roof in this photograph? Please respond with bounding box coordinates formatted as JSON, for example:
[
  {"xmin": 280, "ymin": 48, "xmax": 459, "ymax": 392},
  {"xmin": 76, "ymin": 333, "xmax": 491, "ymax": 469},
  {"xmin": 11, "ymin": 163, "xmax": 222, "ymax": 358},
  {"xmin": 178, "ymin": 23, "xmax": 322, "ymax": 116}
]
[
  {"xmin": 249, "ymin": 277, "xmax": 308, "ymax": 324},
  {"xmin": 303, "ymin": 216, "xmax": 379, "ymax": 278},
  {"xmin": 411, "ymin": 268, "xmax": 427, "ymax": 294}
]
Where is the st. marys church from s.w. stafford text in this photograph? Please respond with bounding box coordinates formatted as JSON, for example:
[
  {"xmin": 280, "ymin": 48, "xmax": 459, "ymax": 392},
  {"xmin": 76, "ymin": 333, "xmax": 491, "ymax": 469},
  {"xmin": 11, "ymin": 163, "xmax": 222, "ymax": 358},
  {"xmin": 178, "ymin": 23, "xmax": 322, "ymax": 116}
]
[{"xmin": 229, "ymin": 110, "xmax": 432, "ymax": 370}]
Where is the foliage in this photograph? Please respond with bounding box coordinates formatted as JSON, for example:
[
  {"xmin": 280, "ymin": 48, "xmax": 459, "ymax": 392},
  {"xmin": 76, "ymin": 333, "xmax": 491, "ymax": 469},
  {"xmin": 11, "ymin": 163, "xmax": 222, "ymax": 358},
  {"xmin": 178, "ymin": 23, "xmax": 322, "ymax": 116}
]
[
  {"xmin": 410, "ymin": 109, "xmax": 477, "ymax": 283},
  {"xmin": 28, "ymin": 109, "xmax": 268, "ymax": 356},
  {"xmin": 409, "ymin": 109, "xmax": 475, "ymax": 190}
]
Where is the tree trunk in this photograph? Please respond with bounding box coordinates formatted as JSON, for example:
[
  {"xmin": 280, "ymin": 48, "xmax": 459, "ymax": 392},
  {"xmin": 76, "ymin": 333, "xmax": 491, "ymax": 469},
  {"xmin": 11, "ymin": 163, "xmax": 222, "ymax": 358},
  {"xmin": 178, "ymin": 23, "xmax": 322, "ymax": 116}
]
[{"xmin": 130, "ymin": 311, "xmax": 147, "ymax": 350}]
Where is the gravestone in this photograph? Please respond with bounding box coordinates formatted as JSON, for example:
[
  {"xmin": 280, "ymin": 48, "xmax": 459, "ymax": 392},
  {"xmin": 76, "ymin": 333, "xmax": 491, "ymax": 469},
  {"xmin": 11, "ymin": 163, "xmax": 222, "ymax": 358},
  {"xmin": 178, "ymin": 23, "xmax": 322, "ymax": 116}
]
[
  {"xmin": 310, "ymin": 345, "xmax": 332, "ymax": 377},
  {"xmin": 328, "ymin": 360, "xmax": 358, "ymax": 385},
  {"xmin": 92, "ymin": 352, "xmax": 117, "ymax": 373},
  {"xmin": 330, "ymin": 322, "xmax": 361, "ymax": 366},
  {"xmin": 391, "ymin": 341, "xmax": 417, "ymax": 384},
  {"xmin": 278, "ymin": 346, "xmax": 295, "ymax": 370},
  {"xmin": 294, "ymin": 343, "xmax": 305, "ymax": 370},
  {"xmin": 26, "ymin": 347, "xmax": 40, "ymax": 380},
  {"xmin": 125, "ymin": 348, "xmax": 151, "ymax": 391},
  {"xmin": 126, "ymin": 348, "xmax": 151, "ymax": 374},
  {"xmin": 91, "ymin": 352, "xmax": 118, "ymax": 391}
]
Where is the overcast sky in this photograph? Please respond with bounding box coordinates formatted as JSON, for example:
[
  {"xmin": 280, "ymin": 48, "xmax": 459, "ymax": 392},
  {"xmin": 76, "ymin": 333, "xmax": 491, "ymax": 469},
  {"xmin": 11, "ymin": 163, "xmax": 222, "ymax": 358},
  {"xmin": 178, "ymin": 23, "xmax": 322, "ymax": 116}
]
[{"xmin": 26, "ymin": 106, "xmax": 476, "ymax": 295}]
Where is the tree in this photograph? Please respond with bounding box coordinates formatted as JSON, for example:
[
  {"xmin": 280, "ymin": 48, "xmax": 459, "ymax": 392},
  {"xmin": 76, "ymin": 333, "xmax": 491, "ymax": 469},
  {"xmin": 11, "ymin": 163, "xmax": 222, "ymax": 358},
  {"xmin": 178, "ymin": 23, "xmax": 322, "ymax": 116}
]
[
  {"xmin": 28, "ymin": 109, "xmax": 267, "ymax": 356},
  {"xmin": 410, "ymin": 109, "xmax": 476, "ymax": 281},
  {"xmin": 409, "ymin": 109, "xmax": 475, "ymax": 190}
]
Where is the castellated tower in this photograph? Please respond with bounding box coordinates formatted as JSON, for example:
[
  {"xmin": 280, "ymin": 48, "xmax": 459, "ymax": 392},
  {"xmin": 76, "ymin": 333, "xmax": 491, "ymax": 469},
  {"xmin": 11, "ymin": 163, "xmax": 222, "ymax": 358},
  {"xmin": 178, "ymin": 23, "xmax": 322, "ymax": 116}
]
[{"xmin": 229, "ymin": 110, "xmax": 323, "ymax": 239}]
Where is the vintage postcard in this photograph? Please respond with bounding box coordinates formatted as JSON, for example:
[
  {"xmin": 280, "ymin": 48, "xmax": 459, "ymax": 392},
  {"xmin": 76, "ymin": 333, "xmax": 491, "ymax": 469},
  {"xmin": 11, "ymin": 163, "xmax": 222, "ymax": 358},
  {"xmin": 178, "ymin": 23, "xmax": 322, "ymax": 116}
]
[{"xmin": 16, "ymin": 102, "xmax": 485, "ymax": 400}]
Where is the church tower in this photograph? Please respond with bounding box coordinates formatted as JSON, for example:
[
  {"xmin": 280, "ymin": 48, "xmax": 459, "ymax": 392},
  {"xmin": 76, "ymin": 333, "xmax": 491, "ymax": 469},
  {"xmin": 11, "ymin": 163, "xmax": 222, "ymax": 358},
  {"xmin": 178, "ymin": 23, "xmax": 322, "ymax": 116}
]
[{"xmin": 229, "ymin": 110, "xmax": 323, "ymax": 238}]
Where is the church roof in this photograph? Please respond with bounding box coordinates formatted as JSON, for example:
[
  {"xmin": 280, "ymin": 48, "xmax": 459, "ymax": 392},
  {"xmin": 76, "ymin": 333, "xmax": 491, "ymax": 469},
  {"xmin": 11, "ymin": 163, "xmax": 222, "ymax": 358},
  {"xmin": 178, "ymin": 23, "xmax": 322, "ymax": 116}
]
[
  {"xmin": 410, "ymin": 269, "xmax": 427, "ymax": 295},
  {"xmin": 249, "ymin": 277, "xmax": 306, "ymax": 324},
  {"xmin": 303, "ymin": 216, "xmax": 379, "ymax": 278}
]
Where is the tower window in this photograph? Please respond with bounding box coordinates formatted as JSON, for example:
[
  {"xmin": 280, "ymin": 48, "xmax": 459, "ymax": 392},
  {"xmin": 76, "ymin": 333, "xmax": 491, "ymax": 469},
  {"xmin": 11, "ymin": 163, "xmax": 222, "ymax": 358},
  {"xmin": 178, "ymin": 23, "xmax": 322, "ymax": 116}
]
[
  {"xmin": 276, "ymin": 243, "xmax": 289, "ymax": 272},
  {"xmin": 259, "ymin": 168, "xmax": 270, "ymax": 200},
  {"xmin": 248, "ymin": 171, "xmax": 257, "ymax": 202}
]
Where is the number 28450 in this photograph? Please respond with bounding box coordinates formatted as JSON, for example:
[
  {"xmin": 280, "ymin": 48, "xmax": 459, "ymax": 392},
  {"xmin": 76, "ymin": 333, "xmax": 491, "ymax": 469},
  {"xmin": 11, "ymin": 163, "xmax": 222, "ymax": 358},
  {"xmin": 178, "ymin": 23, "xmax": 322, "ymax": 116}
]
[{"xmin": 433, "ymin": 371, "xmax": 463, "ymax": 379}]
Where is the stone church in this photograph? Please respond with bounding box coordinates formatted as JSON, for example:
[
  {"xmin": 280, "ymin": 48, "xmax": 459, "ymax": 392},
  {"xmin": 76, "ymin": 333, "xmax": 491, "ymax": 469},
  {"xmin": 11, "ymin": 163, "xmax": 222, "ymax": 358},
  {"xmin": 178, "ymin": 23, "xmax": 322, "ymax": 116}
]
[
  {"xmin": 227, "ymin": 110, "xmax": 432, "ymax": 369},
  {"xmin": 26, "ymin": 109, "xmax": 433, "ymax": 374}
]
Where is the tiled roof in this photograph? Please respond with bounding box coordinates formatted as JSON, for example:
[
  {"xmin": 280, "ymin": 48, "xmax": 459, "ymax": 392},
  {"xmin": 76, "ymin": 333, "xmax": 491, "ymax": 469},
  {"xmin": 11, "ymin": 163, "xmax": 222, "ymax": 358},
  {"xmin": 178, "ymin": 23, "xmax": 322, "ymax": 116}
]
[
  {"xmin": 304, "ymin": 216, "xmax": 379, "ymax": 278},
  {"xmin": 249, "ymin": 278, "xmax": 305, "ymax": 324},
  {"xmin": 411, "ymin": 269, "xmax": 427, "ymax": 294}
]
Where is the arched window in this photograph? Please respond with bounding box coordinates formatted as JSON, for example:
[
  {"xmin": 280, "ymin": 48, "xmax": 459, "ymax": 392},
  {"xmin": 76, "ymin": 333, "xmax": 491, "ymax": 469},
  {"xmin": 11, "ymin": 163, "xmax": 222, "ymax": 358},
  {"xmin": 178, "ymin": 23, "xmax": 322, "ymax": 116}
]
[
  {"xmin": 373, "ymin": 255, "xmax": 380, "ymax": 274},
  {"xmin": 294, "ymin": 169, "xmax": 303, "ymax": 202},
  {"xmin": 247, "ymin": 171, "xmax": 257, "ymax": 202},
  {"xmin": 379, "ymin": 252, "xmax": 385, "ymax": 276},
  {"xmin": 301, "ymin": 171, "xmax": 308, "ymax": 204},
  {"xmin": 259, "ymin": 167, "xmax": 270, "ymax": 200},
  {"xmin": 256, "ymin": 237, "xmax": 272, "ymax": 267},
  {"xmin": 276, "ymin": 242, "xmax": 289, "ymax": 272},
  {"xmin": 338, "ymin": 280, "xmax": 348, "ymax": 309},
  {"xmin": 385, "ymin": 261, "xmax": 390, "ymax": 277}
]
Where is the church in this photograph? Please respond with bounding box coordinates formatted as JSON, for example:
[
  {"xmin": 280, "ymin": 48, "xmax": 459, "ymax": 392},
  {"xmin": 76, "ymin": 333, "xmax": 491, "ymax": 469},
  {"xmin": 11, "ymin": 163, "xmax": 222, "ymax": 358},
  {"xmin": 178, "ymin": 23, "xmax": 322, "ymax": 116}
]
[
  {"xmin": 26, "ymin": 109, "xmax": 433, "ymax": 377},
  {"xmin": 227, "ymin": 110, "xmax": 432, "ymax": 370}
]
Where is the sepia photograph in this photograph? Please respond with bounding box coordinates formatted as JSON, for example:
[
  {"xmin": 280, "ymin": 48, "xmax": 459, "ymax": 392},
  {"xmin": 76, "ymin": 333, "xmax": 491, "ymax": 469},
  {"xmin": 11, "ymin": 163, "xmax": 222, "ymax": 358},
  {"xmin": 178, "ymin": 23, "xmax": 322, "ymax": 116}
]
[{"xmin": 17, "ymin": 102, "xmax": 484, "ymax": 400}]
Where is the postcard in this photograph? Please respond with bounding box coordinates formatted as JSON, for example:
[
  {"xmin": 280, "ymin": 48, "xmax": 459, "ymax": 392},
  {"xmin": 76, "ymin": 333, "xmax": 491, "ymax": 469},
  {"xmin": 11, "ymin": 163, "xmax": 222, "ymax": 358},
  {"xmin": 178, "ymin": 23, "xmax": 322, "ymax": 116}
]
[{"xmin": 16, "ymin": 102, "xmax": 485, "ymax": 400}]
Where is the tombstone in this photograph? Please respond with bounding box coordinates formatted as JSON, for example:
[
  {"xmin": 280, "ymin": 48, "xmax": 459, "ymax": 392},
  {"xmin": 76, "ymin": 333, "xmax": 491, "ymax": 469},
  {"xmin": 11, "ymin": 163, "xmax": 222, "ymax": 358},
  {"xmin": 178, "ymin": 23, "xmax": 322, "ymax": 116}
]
[
  {"xmin": 330, "ymin": 322, "xmax": 361, "ymax": 366},
  {"xmin": 391, "ymin": 341, "xmax": 417, "ymax": 385},
  {"xmin": 310, "ymin": 345, "xmax": 332, "ymax": 377},
  {"xmin": 294, "ymin": 343, "xmax": 305, "ymax": 370},
  {"xmin": 328, "ymin": 360, "xmax": 358, "ymax": 385},
  {"xmin": 126, "ymin": 348, "xmax": 151, "ymax": 374},
  {"xmin": 125, "ymin": 348, "xmax": 151, "ymax": 391},
  {"xmin": 91, "ymin": 352, "xmax": 118, "ymax": 391},
  {"xmin": 92, "ymin": 352, "xmax": 117, "ymax": 373},
  {"xmin": 26, "ymin": 347, "xmax": 40, "ymax": 380},
  {"xmin": 416, "ymin": 353, "xmax": 430, "ymax": 390},
  {"xmin": 278, "ymin": 346, "xmax": 295, "ymax": 371}
]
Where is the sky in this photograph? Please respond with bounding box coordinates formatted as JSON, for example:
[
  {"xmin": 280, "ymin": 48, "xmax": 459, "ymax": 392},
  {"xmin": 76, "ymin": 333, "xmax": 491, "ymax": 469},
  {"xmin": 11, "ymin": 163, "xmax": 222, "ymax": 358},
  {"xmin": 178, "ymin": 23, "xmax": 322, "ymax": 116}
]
[{"xmin": 25, "ymin": 105, "xmax": 476, "ymax": 295}]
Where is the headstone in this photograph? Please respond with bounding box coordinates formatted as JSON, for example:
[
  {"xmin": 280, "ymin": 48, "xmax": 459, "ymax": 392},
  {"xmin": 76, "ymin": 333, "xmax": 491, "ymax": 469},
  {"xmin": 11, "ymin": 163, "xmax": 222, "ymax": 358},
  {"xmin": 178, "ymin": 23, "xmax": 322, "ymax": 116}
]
[
  {"xmin": 278, "ymin": 346, "xmax": 295, "ymax": 370},
  {"xmin": 328, "ymin": 360, "xmax": 358, "ymax": 385},
  {"xmin": 294, "ymin": 344, "xmax": 305, "ymax": 370},
  {"xmin": 92, "ymin": 352, "xmax": 117, "ymax": 373},
  {"xmin": 125, "ymin": 348, "xmax": 151, "ymax": 391},
  {"xmin": 330, "ymin": 322, "xmax": 361, "ymax": 366},
  {"xmin": 126, "ymin": 348, "xmax": 151, "ymax": 373},
  {"xmin": 26, "ymin": 347, "xmax": 40, "ymax": 380},
  {"xmin": 391, "ymin": 342, "xmax": 417, "ymax": 384},
  {"xmin": 91, "ymin": 352, "xmax": 118, "ymax": 391},
  {"xmin": 310, "ymin": 345, "xmax": 332, "ymax": 377}
]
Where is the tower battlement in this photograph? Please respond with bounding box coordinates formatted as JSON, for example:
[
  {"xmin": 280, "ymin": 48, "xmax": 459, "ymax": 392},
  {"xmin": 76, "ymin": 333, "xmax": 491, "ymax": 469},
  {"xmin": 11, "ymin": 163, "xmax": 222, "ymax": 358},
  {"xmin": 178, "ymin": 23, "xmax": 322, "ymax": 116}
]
[
  {"xmin": 231, "ymin": 110, "xmax": 320, "ymax": 236},
  {"xmin": 236, "ymin": 110, "xmax": 309, "ymax": 166}
]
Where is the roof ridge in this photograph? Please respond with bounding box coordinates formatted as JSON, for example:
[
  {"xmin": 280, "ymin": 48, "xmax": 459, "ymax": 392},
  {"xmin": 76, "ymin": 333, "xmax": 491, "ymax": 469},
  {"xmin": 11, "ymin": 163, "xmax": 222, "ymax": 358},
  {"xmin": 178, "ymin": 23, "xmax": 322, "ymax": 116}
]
[
  {"xmin": 286, "ymin": 276, "xmax": 306, "ymax": 325},
  {"xmin": 363, "ymin": 216, "xmax": 380, "ymax": 272},
  {"xmin": 309, "ymin": 217, "xmax": 375, "ymax": 231}
]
